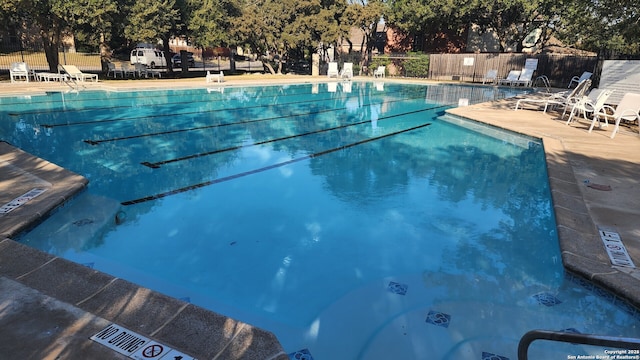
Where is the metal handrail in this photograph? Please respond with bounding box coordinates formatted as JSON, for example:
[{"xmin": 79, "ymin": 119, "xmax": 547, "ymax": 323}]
[
  {"xmin": 58, "ymin": 65, "xmax": 82, "ymax": 92},
  {"xmin": 518, "ymin": 329, "xmax": 640, "ymax": 360}
]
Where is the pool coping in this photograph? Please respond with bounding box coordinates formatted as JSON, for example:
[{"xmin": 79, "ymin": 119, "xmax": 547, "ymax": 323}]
[{"xmin": 0, "ymin": 78, "xmax": 638, "ymax": 357}]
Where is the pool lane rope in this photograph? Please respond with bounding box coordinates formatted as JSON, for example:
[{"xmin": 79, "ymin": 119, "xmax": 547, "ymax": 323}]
[
  {"xmin": 121, "ymin": 121, "xmax": 433, "ymax": 206},
  {"xmin": 141, "ymin": 105, "xmax": 448, "ymax": 169},
  {"xmin": 81, "ymin": 92, "xmax": 430, "ymax": 145}
]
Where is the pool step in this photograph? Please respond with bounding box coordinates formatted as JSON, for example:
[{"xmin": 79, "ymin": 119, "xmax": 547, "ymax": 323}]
[{"xmin": 20, "ymin": 193, "xmax": 121, "ymax": 251}]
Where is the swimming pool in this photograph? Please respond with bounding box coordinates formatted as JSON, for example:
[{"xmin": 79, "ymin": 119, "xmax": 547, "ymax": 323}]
[{"xmin": 1, "ymin": 82, "xmax": 638, "ymax": 359}]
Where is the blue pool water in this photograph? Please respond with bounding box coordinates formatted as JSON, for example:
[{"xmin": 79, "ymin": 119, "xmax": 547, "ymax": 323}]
[{"xmin": 1, "ymin": 82, "xmax": 638, "ymax": 359}]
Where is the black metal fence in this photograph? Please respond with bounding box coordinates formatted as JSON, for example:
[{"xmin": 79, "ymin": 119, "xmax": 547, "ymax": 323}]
[{"xmin": 1, "ymin": 41, "xmax": 103, "ymax": 73}]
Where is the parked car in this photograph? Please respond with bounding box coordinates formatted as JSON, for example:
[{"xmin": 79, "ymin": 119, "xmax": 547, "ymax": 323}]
[
  {"xmin": 172, "ymin": 52, "xmax": 195, "ymax": 67},
  {"xmin": 130, "ymin": 48, "xmax": 167, "ymax": 68}
]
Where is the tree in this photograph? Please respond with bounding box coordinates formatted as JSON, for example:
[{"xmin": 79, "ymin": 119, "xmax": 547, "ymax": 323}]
[
  {"xmin": 2, "ymin": 0, "xmax": 118, "ymax": 71},
  {"xmin": 344, "ymin": 0, "xmax": 387, "ymax": 74},
  {"xmin": 470, "ymin": 0, "xmax": 563, "ymax": 52},
  {"xmin": 556, "ymin": 0, "xmax": 640, "ymax": 55},
  {"xmin": 386, "ymin": 0, "xmax": 471, "ymax": 52},
  {"xmin": 185, "ymin": 0, "xmax": 239, "ymax": 50},
  {"xmin": 2, "ymin": 0, "xmax": 68, "ymax": 72},
  {"xmin": 386, "ymin": 0, "xmax": 569, "ymax": 53},
  {"xmin": 58, "ymin": 0, "xmax": 117, "ymax": 69},
  {"xmin": 230, "ymin": 0, "xmax": 287, "ymax": 73},
  {"xmin": 124, "ymin": 0, "xmax": 182, "ymax": 71},
  {"xmin": 282, "ymin": 0, "xmax": 349, "ymax": 63},
  {"xmin": 231, "ymin": 0, "xmax": 348, "ymax": 74}
]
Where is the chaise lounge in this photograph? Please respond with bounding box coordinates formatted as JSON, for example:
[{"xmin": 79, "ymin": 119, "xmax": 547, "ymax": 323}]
[{"xmin": 60, "ymin": 65, "xmax": 98, "ymax": 82}]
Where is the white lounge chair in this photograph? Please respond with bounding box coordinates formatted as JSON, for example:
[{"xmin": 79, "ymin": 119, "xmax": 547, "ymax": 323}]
[
  {"xmin": 498, "ymin": 70, "xmax": 521, "ymax": 86},
  {"xmin": 515, "ymin": 79, "xmax": 592, "ymax": 115},
  {"xmin": 553, "ymin": 79, "xmax": 593, "ymax": 116},
  {"xmin": 373, "ymin": 66, "xmax": 385, "ymax": 78},
  {"xmin": 566, "ymin": 89, "xmax": 614, "ymax": 125},
  {"xmin": 340, "ymin": 62, "xmax": 353, "ymax": 79},
  {"xmin": 37, "ymin": 72, "xmax": 68, "ymax": 82},
  {"xmin": 327, "ymin": 62, "xmax": 339, "ymax": 78},
  {"xmin": 512, "ymin": 68, "xmax": 534, "ymax": 87},
  {"xmin": 590, "ymin": 92, "xmax": 640, "ymax": 138},
  {"xmin": 60, "ymin": 65, "xmax": 98, "ymax": 82},
  {"xmin": 206, "ymin": 71, "xmax": 224, "ymax": 83},
  {"xmin": 568, "ymin": 71, "xmax": 592, "ymax": 88},
  {"xmin": 482, "ymin": 69, "xmax": 497, "ymax": 84},
  {"xmin": 10, "ymin": 62, "xmax": 30, "ymax": 83}
]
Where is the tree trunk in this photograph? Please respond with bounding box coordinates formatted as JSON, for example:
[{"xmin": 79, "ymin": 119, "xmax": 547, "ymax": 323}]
[
  {"xmin": 162, "ymin": 37, "xmax": 173, "ymax": 74},
  {"xmin": 41, "ymin": 27, "xmax": 61, "ymax": 73},
  {"xmin": 360, "ymin": 30, "xmax": 373, "ymax": 76},
  {"xmin": 43, "ymin": 44, "xmax": 59, "ymax": 73},
  {"xmin": 264, "ymin": 62, "xmax": 276, "ymax": 74},
  {"xmin": 100, "ymin": 32, "xmax": 110, "ymax": 73}
]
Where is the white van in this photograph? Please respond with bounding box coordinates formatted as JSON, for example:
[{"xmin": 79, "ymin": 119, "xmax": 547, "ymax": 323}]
[{"xmin": 130, "ymin": 48, "xmax": 167, "ymax": 68}]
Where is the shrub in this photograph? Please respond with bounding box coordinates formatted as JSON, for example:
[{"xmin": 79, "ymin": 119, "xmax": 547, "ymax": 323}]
[
  {"xmin": 370, "ymin": 55, "xmax": 390, "ymax": 75},
  {"xmin": 403, "ymin": 52, "xmax": 429, "ymax": 78}
]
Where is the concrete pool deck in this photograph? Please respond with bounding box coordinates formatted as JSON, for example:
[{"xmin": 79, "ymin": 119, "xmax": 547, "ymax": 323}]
[{"xmin": 0, "ymin": 76, "xmax": 638, "ymax": 358}]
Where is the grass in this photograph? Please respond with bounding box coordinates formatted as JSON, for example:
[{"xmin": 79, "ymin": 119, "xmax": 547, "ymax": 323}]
[{"xmin": 0, "ymin": 51, "xmax": 101, "ymax": 71}]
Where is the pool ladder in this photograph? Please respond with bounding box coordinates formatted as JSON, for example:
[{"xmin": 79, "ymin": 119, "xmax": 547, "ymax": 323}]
[
  {"xmin": 518, "ymin": 329, "xmax": 640, "ymax": 359},
  {"xmin": 58, "ymin": 65, "xmax": 83, "ymax": 92},
  {"xmin": 62, "ymin": 75, "xmax": 81, "ymax": 92}
]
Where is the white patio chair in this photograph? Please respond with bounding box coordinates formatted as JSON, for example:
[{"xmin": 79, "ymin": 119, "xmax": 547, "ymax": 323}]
[
  {"xmin": 515, "ymin": 79, "xmax": 591, "ymax": 116},
  {"xmin": 512, "ymin": 68, "xmax": 535, "ymax": 87},
  {"xmin": 10, "ymin": 62, "xmax": 30, "ymax": 83},
  {"xmin": 373, "ymin": 66, "xmax": 385, "ymax": 78},
  {"xmin": 340, "ymin": 62, "xmax": 353, "ymax": 79},
  {"xmin": 206, "ymin": 71, "xmax": 224, "ymax": 83},
  {"xmin": 327, "ymin": 62, "xmax": 339, "ymax": 78},
  {"xmin": 566, "ymin": 89, "xmax": 614, "ymax": 125},
  {"xmin": 498, "ymin": 70, "xmax": 521, "ymax": 86},
  {"xmin": 590, "ymin": 92, "xmax": 640, "ymax": 138},
  {"xmin": 482, "ymin": 69, "xmax": 497, "ymax": 84}
]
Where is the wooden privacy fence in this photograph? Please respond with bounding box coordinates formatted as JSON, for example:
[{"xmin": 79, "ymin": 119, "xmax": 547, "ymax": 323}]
[{"xmin": 428, "ymin": 53, "xmax": 599, "ymax": 88}]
